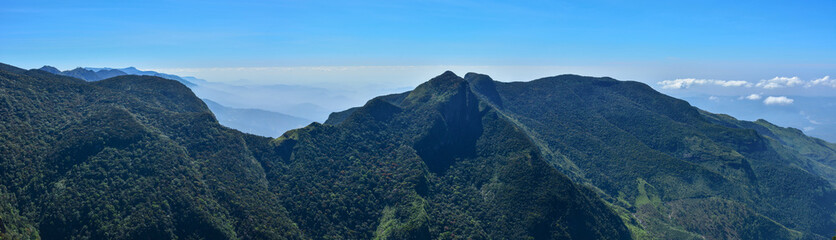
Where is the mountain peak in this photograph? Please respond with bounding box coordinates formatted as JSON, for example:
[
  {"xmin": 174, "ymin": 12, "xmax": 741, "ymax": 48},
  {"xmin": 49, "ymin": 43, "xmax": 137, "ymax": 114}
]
[
  {"xmin": 426, "ymin": 71, "xmax": 465, "ymax": 86},
  {"xmin": 463, "ymin": 72, "xmax": 492, "ymax": 82},
  {"xmin": 38, "ymin": 65, "xmax": 61, "ymax": 74},
  {"xmin": 403, "ymin": 71, "xmax": 469, "ymax": 106},
  {"xmin": 439, "ymin": 70, "xmax": 458, "ymax": 77}
]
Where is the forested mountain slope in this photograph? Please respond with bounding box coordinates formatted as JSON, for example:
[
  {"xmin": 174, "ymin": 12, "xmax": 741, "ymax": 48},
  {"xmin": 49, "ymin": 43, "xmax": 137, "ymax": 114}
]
[
  {"xmin": 0, "ymin": 64, "xmax": 303, "ymax": 239},
  {"xmin": 250, "ymin": 71, "xmax": 631, "ymax": 239},
  {"xmin": 459, "ymin": 72, "xmax": 836, "ymax": 239},
  {"xmin": 2, "ymin": 61, "xmax": 834, "ymax": 239},
  {"xmin": 702, "ymin": 112, "xmax": 836, "ymax": 187}
]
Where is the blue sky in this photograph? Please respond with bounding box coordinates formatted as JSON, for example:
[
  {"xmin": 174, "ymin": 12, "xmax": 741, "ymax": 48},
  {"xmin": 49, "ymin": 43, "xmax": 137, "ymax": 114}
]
[
  {"xmin": 2, "ymin": 0, "xmax": 836, "ymax": 141},
  {"xmin": 2, "ymin": 0, "xmax": 835, "ymax": 69}
]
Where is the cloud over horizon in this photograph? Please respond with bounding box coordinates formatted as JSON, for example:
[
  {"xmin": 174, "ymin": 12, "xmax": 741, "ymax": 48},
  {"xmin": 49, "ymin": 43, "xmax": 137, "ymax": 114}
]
[
  {"xmin": 807, "ymin": 76, "xmax": 835, "ymax": 88},
  {"xmin": 756, "ymin": 76, "xmax": 803, "ymax": 89},
  {"xmin": 659, "ymin": 76, "xmax": 834, "ymax": 90},
  {"xmin": 763, "ymin": 96, "xmax": 794, "ymax": 106},
  {"xmin": 745, "ymin": 94, "xmax": 762, "ymax": 100},
  {"xmin": 657, "ymin": 78, "xmax": 751, "ymax": 89}
]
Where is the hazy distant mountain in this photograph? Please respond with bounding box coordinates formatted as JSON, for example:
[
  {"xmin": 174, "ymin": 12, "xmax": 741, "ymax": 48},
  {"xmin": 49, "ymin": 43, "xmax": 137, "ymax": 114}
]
[
  {"xmin": 38, "ymin": 66, "xmax": 125, "ymax": 82},
  {"xmin": 95, "ymin": 69, "xmax": 129, "ymax": 80},
  {"xmin": 190, "ymin": 82, "xmax": 347, "ymax": 121},
  {"xmin": 38, "ymin": 65, "xmax": 129, "ymax": 82},
  {"xmin": 102, "ymin": 67, "xmax": 196, "ymax": 87},
  {"xmin": 202, "ymin": 98, "xmax": 312, "ymax": 137},
  {"xmin": 36, "ymin": 65, "xmax": 195, "ymax": 87}
]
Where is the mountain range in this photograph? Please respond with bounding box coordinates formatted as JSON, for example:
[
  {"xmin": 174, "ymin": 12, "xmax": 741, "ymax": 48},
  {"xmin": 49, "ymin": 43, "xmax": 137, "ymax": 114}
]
[
  {"xmin": 1, "ymin": 62, "xmax": 835, "ymax": 239},
  {"xmin": 37, "ymin": 66, "xmax": 195, "ymax": 87}
]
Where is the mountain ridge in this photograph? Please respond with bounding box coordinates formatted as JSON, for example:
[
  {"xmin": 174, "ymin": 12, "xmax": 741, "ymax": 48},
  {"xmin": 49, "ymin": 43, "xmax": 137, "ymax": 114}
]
[
  {"xmin": 2, "ymin": 62, "xmax": 835, "ymax": 239},
  {"xmin": 36, "ymin": 65, "xmax": 195, "ymax": 86},
  {"xmin": 459, "ymin": 72, "xmax": 836, "ymax": 239}
]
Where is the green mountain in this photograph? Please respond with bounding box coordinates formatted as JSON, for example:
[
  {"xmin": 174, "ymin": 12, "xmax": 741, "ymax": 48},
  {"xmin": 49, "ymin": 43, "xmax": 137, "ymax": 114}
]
[
  {"xmin": 259, "ymin": 71, "xmax": 631, "ymax": 239},
  {"xmin": 701, "ymin": 113, "xmax": 836, "ymax": 186},
  {"xmin": 454, "ymin": 72, "xmax": 836, "ymax": 239},
  {"xmin": 2, "ymin": 62, "xmax": 835, "ymax": 239},
  {"xmin": 1, "ymin": 63, "xmax": 303, "ymax": 239}
]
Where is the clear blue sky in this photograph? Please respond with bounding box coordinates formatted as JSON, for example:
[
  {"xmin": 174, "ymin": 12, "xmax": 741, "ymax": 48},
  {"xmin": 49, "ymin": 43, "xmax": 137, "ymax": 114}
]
[{"xmin": 2, "ymin": 0, "xmax": 835, "ymax": 69}]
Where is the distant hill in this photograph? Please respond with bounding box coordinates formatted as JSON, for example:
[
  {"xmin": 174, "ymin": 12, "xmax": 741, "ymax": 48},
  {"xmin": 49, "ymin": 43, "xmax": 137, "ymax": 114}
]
[
  {"xmin": 98, "ymin": 67, "xmax": 196, "ymax": 87},
  {"xmin": 202, "ymin": 98, "xmax": 312, "ymax": 137},
  {"xmin": 43, "ymin": 66, "xmax": 123, "ymax": 82}
]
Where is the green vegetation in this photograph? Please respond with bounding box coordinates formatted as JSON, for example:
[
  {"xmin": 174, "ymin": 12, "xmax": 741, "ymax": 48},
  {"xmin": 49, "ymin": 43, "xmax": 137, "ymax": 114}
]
[
  {"xmin": 0, "ymin": 65, "xmax": 630, "ymax": 239},
  {"xmin": 254, "ymin": 71, "xmax": 631, "ymax": 239},
  {"xmin": 463, "ymin": 72, "xmax": 836, "ymax": 239},
  {"xmin": 0, "ymin": 64, "xmax": 302, "ymax": 239},
  {"xmin": 1, "ymin": 62, "xmax": 835, "ymax": 239},
  {"xmin": 702, "ymin": 112, "xmax": 836, "ymax": 186}
]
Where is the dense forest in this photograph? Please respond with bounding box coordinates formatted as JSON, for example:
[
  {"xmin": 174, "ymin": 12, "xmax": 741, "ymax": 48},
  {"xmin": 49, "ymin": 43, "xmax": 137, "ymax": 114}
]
[
  {"xmin": 459, "ymin": 73, "xmax": 836, "ymax": 239},
  {"xmin": 1, "ymin": 62, "xmax": 835, "ymax": 239}
]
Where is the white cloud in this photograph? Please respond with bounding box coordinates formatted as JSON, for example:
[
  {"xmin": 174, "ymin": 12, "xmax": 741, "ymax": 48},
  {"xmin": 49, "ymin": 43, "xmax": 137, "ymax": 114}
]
[
  {"xmin": 806, "ymin": 76, "xmax": 835, "ymax": 88},
  {"xmin": 756, "ymin": 76, "xmax": 803, "ymax": 89},
  {"xmin": 744, "ymin": 94, "xmax": 762, "ymax": 100},
  {"xmin": 708, "ymin": 96, "xmax": 719, "ymax": 101},
  {"xmin": 803, "ymin": 126, "xmax": 815, "ymax": 132},
  {"xmin": 657, "ymin": 78, "xmax": 751, "ymax": 89},
  {"xmin": 800, "ymin": 111, "xmax": 822, "ymax": 125},
  {"xmin": 721, "ymin": 80, "xmax": 751, "ymax": 87},
  {"xmin": 763, "ymin": 96, "xmax": 794, "ymax": 106}
]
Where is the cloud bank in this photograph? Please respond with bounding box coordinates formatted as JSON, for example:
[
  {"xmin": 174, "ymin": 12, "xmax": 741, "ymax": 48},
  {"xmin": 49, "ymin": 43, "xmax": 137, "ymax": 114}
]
[
  {"xmin": 659, "ymin": 76, "xmax": 833, "ymax": 91},
  {"xmin": 657, "ymin": 78, "xmax": 751, "ymax": 89},
  {"xmin": 756, "ymin": 76, "xmax": 803, "ymax": 89}
]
